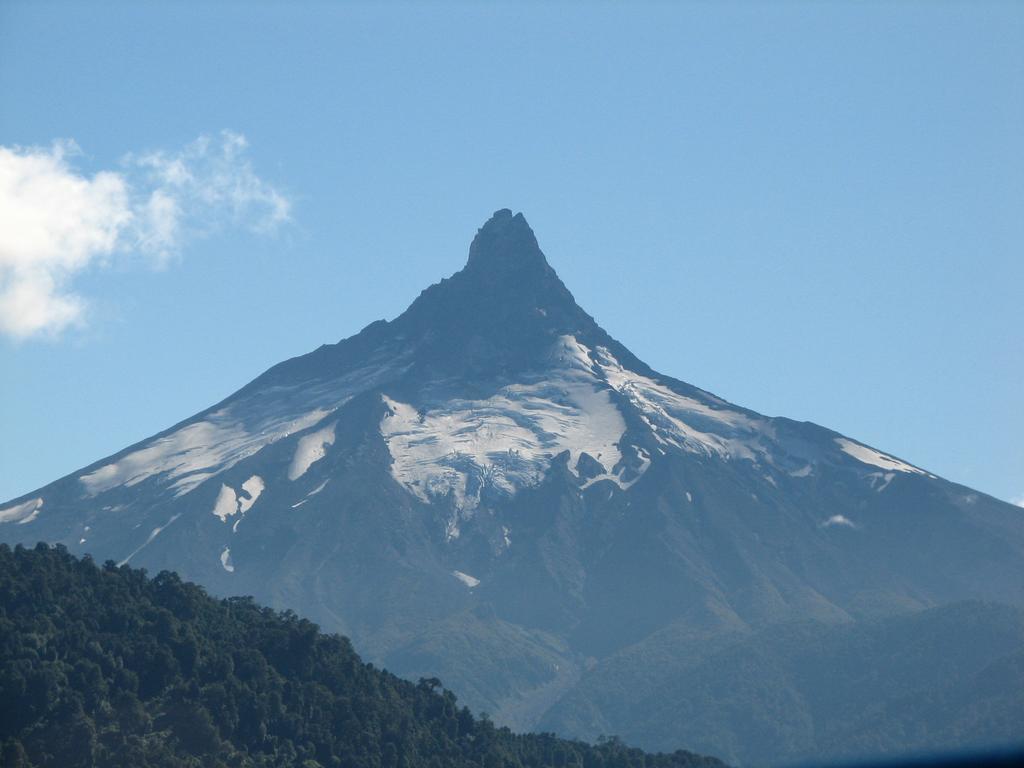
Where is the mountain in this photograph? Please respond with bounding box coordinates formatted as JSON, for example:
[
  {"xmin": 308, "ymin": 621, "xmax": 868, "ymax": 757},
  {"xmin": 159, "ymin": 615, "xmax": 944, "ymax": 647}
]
[
  {"xmin": 0, "ymin": 542, "xmax": 723, "ymax": 768},
  {"xmin": 3, "ymin": 209, "xmax": 1023, "ymax": 764}
]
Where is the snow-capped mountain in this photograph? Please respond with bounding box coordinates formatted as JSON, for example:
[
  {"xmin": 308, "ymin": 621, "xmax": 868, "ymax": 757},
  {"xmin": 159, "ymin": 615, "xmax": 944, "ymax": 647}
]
[{"xmin": 3, "ymin": 210, "xmax": 1023, "ymax": 764}]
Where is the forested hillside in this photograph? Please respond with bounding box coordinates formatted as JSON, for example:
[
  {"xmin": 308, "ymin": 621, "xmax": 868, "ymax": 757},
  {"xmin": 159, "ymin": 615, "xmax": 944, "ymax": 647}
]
[{"xmin": 0, "ymin": 543, "xmax": 723, "ymax": 768}]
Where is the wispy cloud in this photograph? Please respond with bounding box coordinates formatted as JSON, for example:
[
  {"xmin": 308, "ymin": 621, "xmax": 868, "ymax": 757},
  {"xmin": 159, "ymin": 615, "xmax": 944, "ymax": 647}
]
[
  {"xmin": 124, "ymin": 131, "xmax": 290, "ymax": 264},
  {"xmin": 0, "ymin": 131, "xmax": 290, "ymax": 340},
  {"xmin": 1012, "ymin": 495, "xmax": 1024, "ymax": 509}
]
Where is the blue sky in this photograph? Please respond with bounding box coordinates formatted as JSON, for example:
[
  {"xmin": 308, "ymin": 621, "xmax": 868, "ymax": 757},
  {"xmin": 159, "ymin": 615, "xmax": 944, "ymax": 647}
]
[{"xmin": 1, "ymin": 1, "xmax": 1021, "ymax": 506}]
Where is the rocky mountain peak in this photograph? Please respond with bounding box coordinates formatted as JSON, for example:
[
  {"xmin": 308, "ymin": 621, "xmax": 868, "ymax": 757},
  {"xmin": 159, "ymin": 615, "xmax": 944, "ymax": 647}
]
[
  {"xmin": 464, "ymin": 209, "xmax": 549, "ymax": 278},
  {"xmin": 386, "ymin": 209, "xmax": 600, "ymax": 376}
]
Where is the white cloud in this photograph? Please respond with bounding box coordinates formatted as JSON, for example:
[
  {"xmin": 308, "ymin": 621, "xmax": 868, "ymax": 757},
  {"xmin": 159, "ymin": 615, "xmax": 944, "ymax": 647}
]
[
  {"xmin": 821, "ymin": 514, "xmax": 857, "ymax": 529},
  {"xmin": 0, "ymin": 140, "xmax": 128, "ymax": 338},
  {"xmin": 0, "ymin": 131, "xmax": 290, "ymax": 340},
  {"xmin": 1012, "ymin": 495, "xmax": 1024, "ymax": 509},
  {"xmin": 125, "ymin": 130, "xmax": 290, "ymax": 264}
]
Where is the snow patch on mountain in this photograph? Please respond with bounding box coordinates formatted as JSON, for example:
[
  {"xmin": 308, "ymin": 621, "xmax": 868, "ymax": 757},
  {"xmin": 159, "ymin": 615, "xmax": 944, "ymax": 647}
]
[
  {"xmin": 579, "ymin": 473, "xmax": 614, "ymax": 490},
  {"xmin": 581, "ymin": 449, "xmax": 647, "ymax": 491},
  {"xmin": 835, "ymin": 438, "xmax": 925, "ymax": 475},
  {"xmin": 238, "ymin": 475, "xmax": 265, "ymax": 513},
  {"xmin": 118, "ymin": 513, "xmax": 181, "ymax": 566},
  {"xmin": 212, "ymin": 475, "xmax": 264, "ymax": 526},
  {"xmin": 453, "ymin": 570, "xmax": 480, "ymax": 588},
  {"xmin": 212, "ymin": 485, "xmax": 238, "ymax": 522},
  {"xmin": 290, "ymin": 479, "xmax": 329, "ymax": 509},
  {"xmin": 380, "ymin": 337, "xmax": 630, "ymax": 512},
  {"xmin": 0, "ymin": 497, "xmax": 43, "ymax": 525},
  {"xmin": 288, "ymin": 423, "xmax": 336, "ymax": 480},
  {"xmin": 75, "ymin": 352, "xmax": 412, "ymax": 502},
  {"xmin": 80, "ymin": 407, "xmax": 331, "ymax": 498},
  {"xmin": 220, "ymin": 546, "xmax": 235, "ymax": 573},
  {"xmin": 594, "ymin": 347, "xmax": 769, "ymax": 462},
  {"xmin": 868, "ymin": 472, "xmax": 897, "ymax": 493},
  {"xmin": 635, "ymin": 446, "xmax": 652, "ymax": 475}
]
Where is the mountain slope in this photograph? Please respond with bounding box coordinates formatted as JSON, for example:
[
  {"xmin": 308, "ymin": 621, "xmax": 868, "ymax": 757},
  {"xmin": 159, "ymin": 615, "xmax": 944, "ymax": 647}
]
[
  {"xmin": 0, "ymin": 542, "xmax": 723, "ymax": 768},
  {"xmin": 3, "ymin": 209, "xmax": 1023, "ymax": 762},
  {"xmin": 540, "ymin": 601, "xmax": 1024, "ymax": 766}
]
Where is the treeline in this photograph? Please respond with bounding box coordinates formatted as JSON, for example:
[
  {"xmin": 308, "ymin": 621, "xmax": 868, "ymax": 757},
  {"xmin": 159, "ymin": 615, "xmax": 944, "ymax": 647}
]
[{"xmin": 0, "ymin": 543, "xmax": 723, "ymax": 768}]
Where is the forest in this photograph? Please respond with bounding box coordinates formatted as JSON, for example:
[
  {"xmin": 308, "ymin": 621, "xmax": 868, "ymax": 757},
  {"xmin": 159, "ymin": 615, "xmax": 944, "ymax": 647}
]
[{"xmin": 0, "ymin": 543, "xmax": 723, "ymax": 768}]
